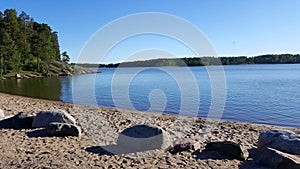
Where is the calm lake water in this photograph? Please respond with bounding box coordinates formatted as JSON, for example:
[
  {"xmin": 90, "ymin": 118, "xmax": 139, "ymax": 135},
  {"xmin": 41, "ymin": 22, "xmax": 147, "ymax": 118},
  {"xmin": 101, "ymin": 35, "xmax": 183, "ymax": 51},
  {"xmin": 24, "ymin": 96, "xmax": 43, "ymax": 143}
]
[{"xmin": 0, "ymin": 64, "xmax": 299, "ymax": 128}]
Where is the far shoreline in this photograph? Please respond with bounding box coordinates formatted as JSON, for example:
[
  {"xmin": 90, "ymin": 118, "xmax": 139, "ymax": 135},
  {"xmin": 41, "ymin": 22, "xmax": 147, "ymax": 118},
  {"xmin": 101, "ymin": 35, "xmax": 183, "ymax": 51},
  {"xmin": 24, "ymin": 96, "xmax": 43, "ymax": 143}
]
[
  {"xmin": 76, "ymin": 54, "xmax": 300, "ymax": 68},
  {"xmin": 80, "ymin": 62, "xmax": 300, "ymax": 69}
]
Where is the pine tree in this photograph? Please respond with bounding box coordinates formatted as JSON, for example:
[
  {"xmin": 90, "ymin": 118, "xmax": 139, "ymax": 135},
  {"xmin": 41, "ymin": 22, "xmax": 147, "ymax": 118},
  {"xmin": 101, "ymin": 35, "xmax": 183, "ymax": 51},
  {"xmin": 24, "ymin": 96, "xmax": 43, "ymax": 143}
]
[
  {"xmin": 18, "ymin": 11, "xmax": 32, "ymax": 65},
  {"xmin": 62, "ymin": 51, "xmax": 70, "ymax": 63}
]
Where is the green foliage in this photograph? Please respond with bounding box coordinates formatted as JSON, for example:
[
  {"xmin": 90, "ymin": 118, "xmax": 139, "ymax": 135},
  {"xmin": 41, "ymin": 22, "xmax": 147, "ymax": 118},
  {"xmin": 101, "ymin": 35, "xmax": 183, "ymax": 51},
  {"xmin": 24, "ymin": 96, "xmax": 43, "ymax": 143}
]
[
  {"xmin": 0, "ymin": 9, "xmax": 62, "ymax": 76},
  {"xmin": 83, "ymin": 54, "xmax": 300, "ymax": 68}
]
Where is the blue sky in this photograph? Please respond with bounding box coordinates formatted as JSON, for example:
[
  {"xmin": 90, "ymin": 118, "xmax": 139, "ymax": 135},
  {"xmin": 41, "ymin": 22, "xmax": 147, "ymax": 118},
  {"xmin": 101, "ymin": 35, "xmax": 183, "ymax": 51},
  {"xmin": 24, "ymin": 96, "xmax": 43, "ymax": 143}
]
[{"xmin": 1, "ymin": 0, "xmax": 300, "ymax": 63}]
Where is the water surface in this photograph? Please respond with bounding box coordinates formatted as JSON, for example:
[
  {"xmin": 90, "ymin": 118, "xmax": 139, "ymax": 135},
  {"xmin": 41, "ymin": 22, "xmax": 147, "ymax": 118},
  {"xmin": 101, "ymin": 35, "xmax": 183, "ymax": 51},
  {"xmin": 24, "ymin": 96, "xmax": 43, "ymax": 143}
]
[{"xmin": 0, "ymin": 64, "xmax": 299, "ymax": 128}]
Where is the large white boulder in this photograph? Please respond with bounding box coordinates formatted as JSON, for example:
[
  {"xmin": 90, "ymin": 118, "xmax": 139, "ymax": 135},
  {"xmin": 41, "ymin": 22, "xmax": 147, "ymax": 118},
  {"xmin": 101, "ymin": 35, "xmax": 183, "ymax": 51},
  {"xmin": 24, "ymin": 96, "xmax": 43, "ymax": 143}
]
[{"xmin": 117, "ymin": 124, "xmax": 171, "ymax": 152}]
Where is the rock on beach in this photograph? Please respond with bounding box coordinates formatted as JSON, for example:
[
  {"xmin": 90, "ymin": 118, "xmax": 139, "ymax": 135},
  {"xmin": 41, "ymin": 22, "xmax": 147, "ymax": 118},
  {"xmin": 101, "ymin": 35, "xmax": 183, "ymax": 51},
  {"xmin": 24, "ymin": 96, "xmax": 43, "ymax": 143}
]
[
  {"xmin": 117, "ymin": 124, "xmax": 171, "ymax": 152},
  {"xmin": 256, "ymin": 147, "xmax": 300, "ymax": 169},
  {"xmin": 204, "ymin": 141, "xmax": 249, "ymax": 161},
  {"xmin": 0, "ymin": 112, "xmax": 34, "ymax": 129},
  {"xmin": 32, "ymin": 110, "xmax": 76, "ymax": 128},
  {"xmin": 46, "ymin": 122, "xmax": 81, "ymax": 137},
  {"xmin": 258, "ymin": 130, "xmax": 300, "ymax": 155}
]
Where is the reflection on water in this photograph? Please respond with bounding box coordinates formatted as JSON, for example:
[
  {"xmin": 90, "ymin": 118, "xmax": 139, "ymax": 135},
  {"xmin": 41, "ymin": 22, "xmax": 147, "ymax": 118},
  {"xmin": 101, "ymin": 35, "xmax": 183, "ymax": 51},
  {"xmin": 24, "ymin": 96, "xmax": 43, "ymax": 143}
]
[
  {"xmin": 60, "ymin": 76, "xmax": 73, "ymax": 103},
  {"xmin": 0, "ymin": 64, "xmax": 299, "ymax": 128},
  {"xmin": 0, "ymin": 76, "xmax": 62, "ymax": 101}
]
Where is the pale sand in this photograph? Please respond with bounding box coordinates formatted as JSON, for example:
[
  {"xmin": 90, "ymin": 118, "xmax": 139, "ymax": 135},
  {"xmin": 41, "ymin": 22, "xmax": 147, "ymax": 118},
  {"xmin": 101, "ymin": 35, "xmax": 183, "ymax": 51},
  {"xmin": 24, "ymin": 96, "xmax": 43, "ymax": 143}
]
[{"xmin": 0, "ymin": 93, "xmax": 299, "ymax": 169}]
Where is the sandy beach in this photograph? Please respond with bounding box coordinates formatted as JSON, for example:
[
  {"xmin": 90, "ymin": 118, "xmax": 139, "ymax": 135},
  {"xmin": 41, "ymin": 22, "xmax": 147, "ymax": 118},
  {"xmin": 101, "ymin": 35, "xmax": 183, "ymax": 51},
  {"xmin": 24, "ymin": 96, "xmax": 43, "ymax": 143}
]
[{"xmin": 0, "ymin": 92, "xmax": 299, "ymax": 169}]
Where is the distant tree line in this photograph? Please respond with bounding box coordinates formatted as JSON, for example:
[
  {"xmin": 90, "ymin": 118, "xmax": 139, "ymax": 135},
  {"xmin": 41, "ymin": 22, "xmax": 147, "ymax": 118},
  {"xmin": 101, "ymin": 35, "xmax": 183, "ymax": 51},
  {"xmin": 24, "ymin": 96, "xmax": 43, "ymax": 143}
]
[
  {"xmin": 220, "ymin": 54, "xmax": 300, "ymax": 65},
  {"xmin": 0, "ymin": 9, "xmax": 62, "ymax": 76},
  {"xmin": 77, "ymin": 54, "xmax": 300, "ymax": 68}
]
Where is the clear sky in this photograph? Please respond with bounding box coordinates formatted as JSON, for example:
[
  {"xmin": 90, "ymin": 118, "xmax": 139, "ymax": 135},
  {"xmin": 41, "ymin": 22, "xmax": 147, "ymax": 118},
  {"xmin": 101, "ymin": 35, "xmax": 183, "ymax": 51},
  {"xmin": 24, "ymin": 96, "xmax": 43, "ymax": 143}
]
[{"xmin": 1, "ymin": 0, "xmax": 300, "ymax": 63}]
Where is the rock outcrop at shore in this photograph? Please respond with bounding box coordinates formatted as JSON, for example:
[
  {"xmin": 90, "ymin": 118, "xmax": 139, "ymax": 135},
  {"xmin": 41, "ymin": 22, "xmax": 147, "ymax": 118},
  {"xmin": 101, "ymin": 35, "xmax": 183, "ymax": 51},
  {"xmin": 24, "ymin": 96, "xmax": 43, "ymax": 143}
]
[
  {"xmin": 72, "ymin": 65, "xmax": 101, "ymax": 75},
  {"xmin": 0, "ymin": 61, "xmax": 101, "ymax": 80},
  {"xmin": 47, "ymin": 61, "xmax": 101, "ymax": 77}
]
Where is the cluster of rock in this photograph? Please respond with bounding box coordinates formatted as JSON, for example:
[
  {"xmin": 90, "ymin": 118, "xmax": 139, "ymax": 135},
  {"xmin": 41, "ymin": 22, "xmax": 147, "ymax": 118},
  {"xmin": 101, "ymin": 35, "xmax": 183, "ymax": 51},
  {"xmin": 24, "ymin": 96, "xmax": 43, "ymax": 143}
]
[
  {"xmin": 166, "ymin": 129, "xmax": 300, "ymax": 168},
  {"xmin": 105, "ymin": 124, "xmax": 250, "ymax": 161},
  {"xmin": 120, "ymin": 125, "xmax": 299, "ymax": 169},
  {"xmin": 0, "ymin": 109, "xmax": 81, "ymax": 137},
  {"xmin": 256, "ymin": 130, "xmax": 300, "ymax": 169},
  {"xmin": 168, "ymin": 139, "xmax": 249, "ymax": 161},
  {"xmin": 15, "ymin": 74, "xmax": 42, "ymax": 79}
]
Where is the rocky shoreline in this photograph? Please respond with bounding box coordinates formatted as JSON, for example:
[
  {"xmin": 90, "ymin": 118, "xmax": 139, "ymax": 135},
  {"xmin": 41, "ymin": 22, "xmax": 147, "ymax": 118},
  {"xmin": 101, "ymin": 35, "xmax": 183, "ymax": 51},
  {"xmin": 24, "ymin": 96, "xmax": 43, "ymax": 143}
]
[
  {"xmin": 0, "ymin": 62, "xmax": 101, "ymax": 80},
  {"xmin": 0, "ymin": 93, "xmax": 299, "ymax": 168}
]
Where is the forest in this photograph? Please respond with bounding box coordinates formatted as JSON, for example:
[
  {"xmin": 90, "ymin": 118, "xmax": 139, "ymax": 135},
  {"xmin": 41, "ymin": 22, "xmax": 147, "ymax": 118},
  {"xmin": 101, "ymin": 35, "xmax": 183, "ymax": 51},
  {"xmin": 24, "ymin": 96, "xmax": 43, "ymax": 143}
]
[
  {"xmin": 77, "ymin": 54, "xmax": 300, "ymax": 68},
  {"xmin": 0, "ymin": 9, "xmax": 64, "ymax": 77}
]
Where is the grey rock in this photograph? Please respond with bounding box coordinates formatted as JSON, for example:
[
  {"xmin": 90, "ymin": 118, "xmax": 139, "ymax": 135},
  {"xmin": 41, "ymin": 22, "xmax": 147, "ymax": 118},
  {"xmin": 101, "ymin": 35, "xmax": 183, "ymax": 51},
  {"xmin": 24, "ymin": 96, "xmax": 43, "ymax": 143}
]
[
  {"xmin": 0, "ymin": 112, "xmax": 34, "ymax": 129},
  {"xmin": 15, "ymin": 74, "xmax": 22, "ymax": 78},
  {"xmin": 256, "ymin": 147, "xmax": 300, "ymax": 169},
  {"xmin": 32, "ymin": 110, "xmax": 76, "ymax": 128},
  {"xmin": 258, "ymin": 130, "xmax": 300, "ymax": 155},
  {"xmin": 205, "ymin": 141, "xmax": 249, "ymax": 161},
  {"xmin": 168, "ymin": 142, "xmax": 201, "ymax": 154},
  {"xmin": 117, "ymin": 124, "xmax": 171, "ymax": 152},
  {"xmin": 46, "ymin": 122, "xmax": 81, "ymax": 137}
]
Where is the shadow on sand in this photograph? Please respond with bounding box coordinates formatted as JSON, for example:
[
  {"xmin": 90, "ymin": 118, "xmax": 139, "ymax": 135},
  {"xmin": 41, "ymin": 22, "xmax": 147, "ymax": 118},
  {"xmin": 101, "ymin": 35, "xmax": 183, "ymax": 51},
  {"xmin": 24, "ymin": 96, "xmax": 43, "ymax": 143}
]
[
  {"xmin": 0, "ymin": 113, "xmax": 34, "ymax": 130},
  {"xmin": 193, "ymin": 147, "xmax": 265, "ymax": 169},
  {"xmin": 26, "ymin": 129, "xmax": 49, "ymax": 138},
  {"xmin": 86, "ymin": 144, "xmax": 163, "ymax": 156}
]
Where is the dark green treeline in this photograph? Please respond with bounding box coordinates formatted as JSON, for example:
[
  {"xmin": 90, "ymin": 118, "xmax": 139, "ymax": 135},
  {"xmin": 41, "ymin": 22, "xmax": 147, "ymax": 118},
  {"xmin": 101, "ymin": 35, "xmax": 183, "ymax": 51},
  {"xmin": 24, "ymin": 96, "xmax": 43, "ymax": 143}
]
[
  {"xmin": 78, "ymin": 54, "xmax": 300, "ymax": 68},
  {"xmin": 0, "ymin": 9, "xmax": 61, "ymax": 76}
]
